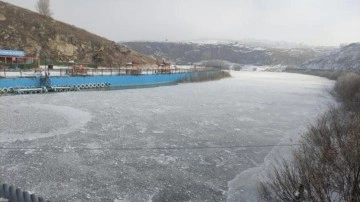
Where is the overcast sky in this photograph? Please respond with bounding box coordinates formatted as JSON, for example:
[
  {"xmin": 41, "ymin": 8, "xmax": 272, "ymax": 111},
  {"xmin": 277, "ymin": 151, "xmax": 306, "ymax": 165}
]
[{"xmin": 3, "ymin": 0, "xmax": 360, "ymax": 46}]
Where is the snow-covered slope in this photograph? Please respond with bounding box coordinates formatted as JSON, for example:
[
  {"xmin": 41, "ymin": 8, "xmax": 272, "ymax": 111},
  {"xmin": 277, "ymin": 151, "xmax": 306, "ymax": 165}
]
[{"xmin": 301, "ymin": 43, "xmax": 360, "ymax": 70}]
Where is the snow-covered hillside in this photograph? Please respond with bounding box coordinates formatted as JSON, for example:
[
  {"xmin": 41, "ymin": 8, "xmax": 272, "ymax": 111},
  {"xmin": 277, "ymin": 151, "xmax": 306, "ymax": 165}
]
[{"xmin": 301, "ymin": 43, "xmax": 360, "ymax": 70}]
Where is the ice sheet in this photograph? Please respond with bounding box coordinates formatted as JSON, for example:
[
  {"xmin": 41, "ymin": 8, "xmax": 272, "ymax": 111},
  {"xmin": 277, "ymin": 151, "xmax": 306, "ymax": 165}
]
[{"xmin": 0, "ymin": 72, "xmax": 334, "ymax": 201}]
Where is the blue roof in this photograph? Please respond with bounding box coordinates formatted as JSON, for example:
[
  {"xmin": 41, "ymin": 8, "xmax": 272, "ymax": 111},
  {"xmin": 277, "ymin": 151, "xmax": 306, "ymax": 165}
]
[{"xmin": 0, "ymin": 49, "xmax": 25, "ymax": 57}]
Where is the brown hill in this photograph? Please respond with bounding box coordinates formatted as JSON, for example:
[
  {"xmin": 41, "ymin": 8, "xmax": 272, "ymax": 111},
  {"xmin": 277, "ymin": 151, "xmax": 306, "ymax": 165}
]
[{"xmin": 0, "ymin": 1, "xmax": 155, "ymax": 66}]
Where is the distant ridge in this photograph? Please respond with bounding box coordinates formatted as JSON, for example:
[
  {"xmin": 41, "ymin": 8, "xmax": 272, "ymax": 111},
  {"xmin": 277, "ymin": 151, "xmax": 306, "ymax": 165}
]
[
  {"xmin": 0, "ymin": 1, "xmax": 155, "ymax": 66},
  {"xmin": 123, "ymin": 41, "xmax": 331, "ymax": 67},
  {"xmin": 301, "ymin": 43, "xmax": 360, "ymax": 70}
]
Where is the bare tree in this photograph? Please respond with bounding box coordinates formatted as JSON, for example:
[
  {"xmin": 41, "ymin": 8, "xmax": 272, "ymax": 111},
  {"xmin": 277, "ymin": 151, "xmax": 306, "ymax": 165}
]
[{"xmin": 35, "ymin": 0, "xmax": 52, "ymax": 17}]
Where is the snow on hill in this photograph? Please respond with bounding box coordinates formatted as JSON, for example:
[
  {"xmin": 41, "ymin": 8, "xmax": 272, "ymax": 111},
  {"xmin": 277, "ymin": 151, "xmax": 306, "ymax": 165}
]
[{"xmin": 301, "ymin": 43, "xmax": 360, "ymax": 70}]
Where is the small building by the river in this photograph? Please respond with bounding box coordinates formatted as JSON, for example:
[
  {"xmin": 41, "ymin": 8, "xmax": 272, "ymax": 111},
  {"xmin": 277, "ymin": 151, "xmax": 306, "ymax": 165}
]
[{"xmin": 0, "ymin": 49, "xmax": 38, "ymax": 68}]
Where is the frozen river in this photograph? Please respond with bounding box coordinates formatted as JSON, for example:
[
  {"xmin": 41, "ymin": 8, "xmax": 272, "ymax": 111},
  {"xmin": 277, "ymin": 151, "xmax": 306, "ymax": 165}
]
[{"xmin": 0, "ymin": 72, "xmax": 334, "ymax": 201}]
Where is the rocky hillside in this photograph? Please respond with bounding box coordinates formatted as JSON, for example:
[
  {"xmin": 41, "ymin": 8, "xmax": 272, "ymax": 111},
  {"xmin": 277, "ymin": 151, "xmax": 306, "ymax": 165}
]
[
  {"xmin": 301, "ymin": 43, "xmax": 360, "ymax": 70},
  {"xmin": 123, "ymin": 41, "xmax": 329, "ymax": 67},
  {"xmin": 0, "ymin": 1, "xmax": 155, "ymax": 66}
]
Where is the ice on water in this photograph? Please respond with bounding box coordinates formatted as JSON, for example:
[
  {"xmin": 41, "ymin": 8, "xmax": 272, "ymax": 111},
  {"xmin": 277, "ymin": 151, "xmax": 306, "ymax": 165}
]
[{"xmin": 0, "ymin": 72, "xmax": 334, "ymax": 201}]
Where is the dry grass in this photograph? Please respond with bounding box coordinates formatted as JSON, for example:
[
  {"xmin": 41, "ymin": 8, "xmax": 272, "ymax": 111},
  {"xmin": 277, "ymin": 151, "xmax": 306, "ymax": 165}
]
[{"xmin": 333, "ymin": 73, "xmax": 360, "ymax": 112}]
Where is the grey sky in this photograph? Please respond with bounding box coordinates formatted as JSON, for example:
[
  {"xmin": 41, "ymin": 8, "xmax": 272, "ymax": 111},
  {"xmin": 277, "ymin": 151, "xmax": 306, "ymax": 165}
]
[{"xmin": 3, "ymin": 0, "xmax": 360, "ymax": 46}]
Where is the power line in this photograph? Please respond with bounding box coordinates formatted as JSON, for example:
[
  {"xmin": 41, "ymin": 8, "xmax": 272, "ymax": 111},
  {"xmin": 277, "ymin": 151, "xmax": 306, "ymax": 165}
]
[{"xmin": 0, "ymin": 144, "xmax": 300, "ymax": 152}]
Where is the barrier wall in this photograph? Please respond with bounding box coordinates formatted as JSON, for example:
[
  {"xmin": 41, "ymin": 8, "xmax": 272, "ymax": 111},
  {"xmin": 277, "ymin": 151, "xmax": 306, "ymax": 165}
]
[
  {"xmin": 0, "ymin": 71, "xmax": 222, "ymax": 89},
  {"xmin": 50, "ymin": 73, "xmax": 189, "ymax": 87},
  {"xmin": 0, "ymin": 77, "xmax": 39, "ymax": 88}
]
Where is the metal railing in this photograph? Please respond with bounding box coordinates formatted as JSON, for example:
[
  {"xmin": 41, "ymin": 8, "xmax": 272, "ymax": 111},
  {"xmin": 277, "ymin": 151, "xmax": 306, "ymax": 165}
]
[{"xmin": 0, "ymin": 67, "xmax": 217, "ymax": 78}]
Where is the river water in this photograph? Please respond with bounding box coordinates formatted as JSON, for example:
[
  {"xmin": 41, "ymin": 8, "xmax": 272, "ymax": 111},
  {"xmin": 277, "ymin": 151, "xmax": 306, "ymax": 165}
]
[{"xmin": 0, "ymin": 72, "xmax": 334, "ymax": 201}]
